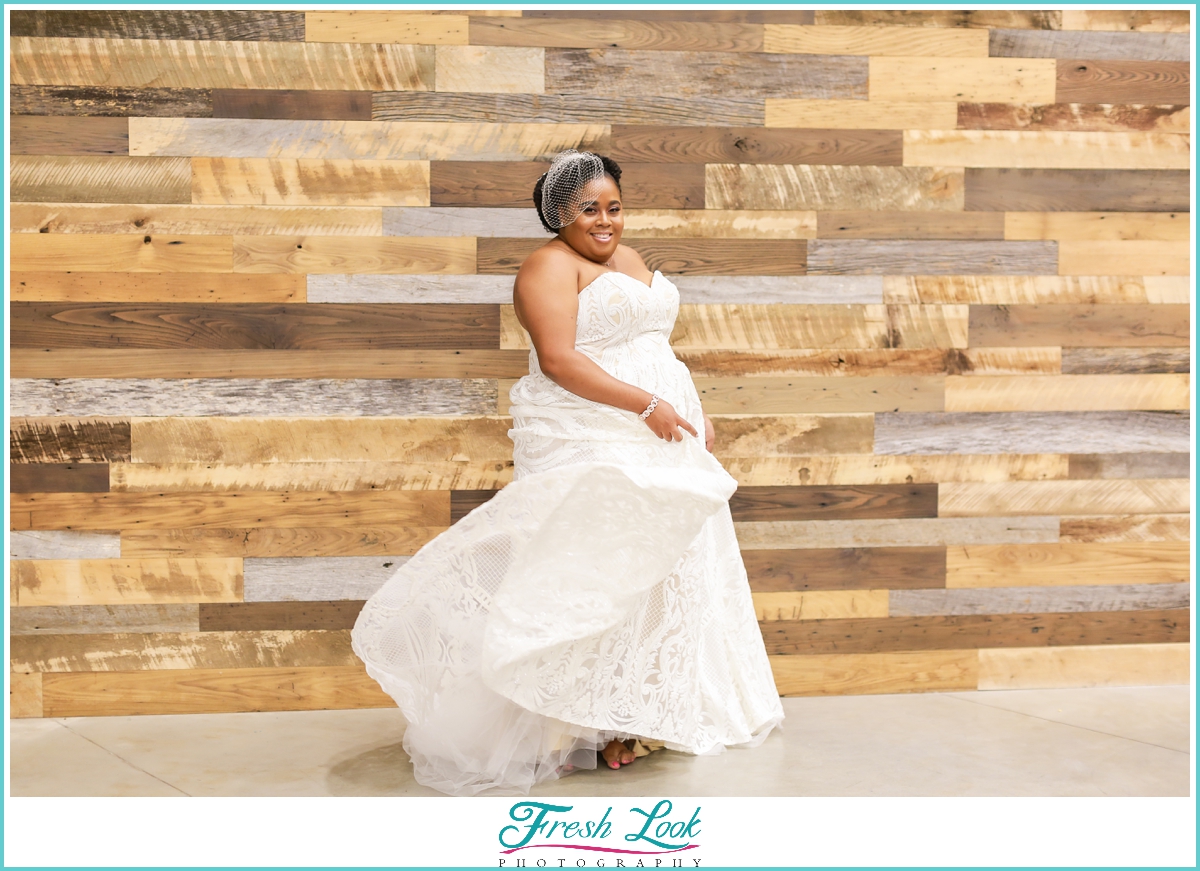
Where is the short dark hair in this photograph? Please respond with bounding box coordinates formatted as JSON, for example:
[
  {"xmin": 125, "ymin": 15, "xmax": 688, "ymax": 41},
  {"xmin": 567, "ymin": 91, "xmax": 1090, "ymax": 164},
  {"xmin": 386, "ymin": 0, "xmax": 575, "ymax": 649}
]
[{"xmin": 532, "ymin": 154, "xmax": 623, "ymax": 234}]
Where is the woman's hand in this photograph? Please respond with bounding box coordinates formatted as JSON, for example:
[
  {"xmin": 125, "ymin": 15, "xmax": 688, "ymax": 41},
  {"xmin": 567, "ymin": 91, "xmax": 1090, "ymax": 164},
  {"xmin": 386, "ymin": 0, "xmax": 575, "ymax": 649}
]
[
  {"xmin": 703, "ymin": 412, "xmax": 715, "ymax": 453},
  {"xmin": 643, "ymin": 398, "xmax": 698, "ymax": 443}
]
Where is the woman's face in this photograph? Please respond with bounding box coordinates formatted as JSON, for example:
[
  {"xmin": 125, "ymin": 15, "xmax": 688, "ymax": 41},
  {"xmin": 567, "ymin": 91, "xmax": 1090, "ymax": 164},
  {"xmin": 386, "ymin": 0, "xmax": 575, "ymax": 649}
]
[{"xmin": 557, "ymin": 175, "xmax": 623, "ymax": 264}]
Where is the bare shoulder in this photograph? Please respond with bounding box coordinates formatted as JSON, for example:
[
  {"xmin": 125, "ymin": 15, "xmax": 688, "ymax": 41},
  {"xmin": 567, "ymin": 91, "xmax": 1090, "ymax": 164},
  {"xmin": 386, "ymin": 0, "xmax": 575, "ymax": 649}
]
[
  {"xmin": 618, "ymin": 243, "xmax": 650, "ymax": 271},
  {"xmin": 514, "ymin": 242, "xmax": 578, "ymax": 299}
]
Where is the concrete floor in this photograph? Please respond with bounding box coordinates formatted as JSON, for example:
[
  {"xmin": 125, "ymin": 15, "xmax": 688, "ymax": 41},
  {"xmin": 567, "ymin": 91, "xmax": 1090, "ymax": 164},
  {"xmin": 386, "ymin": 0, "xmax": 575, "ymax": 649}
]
[{"xmin": 9, "ymin": 686, "xmax": 1191, "ymax": 797}]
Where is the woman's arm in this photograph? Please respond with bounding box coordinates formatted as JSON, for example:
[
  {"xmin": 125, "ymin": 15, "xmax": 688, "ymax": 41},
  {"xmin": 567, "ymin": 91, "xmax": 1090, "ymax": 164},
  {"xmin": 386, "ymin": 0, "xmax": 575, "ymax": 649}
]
[{"xmin": 514, "ymin": 251, "xmax": 698, "ymax": 442}]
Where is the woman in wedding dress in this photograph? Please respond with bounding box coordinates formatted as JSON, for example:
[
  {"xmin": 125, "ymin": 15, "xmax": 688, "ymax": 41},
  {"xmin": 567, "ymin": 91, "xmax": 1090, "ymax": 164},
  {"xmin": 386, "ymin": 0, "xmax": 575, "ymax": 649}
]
[{"xmin": 351, "ymin": 150, "xmax": 784, "ymax": 796}]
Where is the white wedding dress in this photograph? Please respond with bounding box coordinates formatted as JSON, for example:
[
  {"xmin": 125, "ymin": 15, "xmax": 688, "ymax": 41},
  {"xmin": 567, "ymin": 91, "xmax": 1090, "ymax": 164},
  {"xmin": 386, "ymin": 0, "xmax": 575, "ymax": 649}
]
[{"xmin": 351, "ymin": 269, "xmax": 785, "ymax": 796}]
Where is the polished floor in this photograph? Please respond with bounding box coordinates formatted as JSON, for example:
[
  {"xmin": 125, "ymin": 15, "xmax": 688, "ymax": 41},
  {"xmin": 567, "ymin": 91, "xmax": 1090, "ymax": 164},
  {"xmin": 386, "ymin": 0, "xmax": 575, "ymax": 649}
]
[{"xmin": 9, "ymin": 685, "xmax": 1191, "ymax": 797}]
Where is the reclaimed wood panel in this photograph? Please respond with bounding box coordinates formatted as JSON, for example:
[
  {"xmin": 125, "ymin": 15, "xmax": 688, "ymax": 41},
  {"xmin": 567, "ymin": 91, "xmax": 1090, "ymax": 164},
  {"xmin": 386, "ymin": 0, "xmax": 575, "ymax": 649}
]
[
  {"xmin": 1058, "ymin": 240, "xmax": 1190, "ymax": 275},
  {"xmin": 815, "ymin": 10, "xmax": 1062, "ymax": 29},
  {"xmin": 958, "ymin": 102, "xmax": 1190, "ymax": 133},
  {"xmin": 735, "ymin": 516, "xmax": 1060, "ymax": 550},
  {"xmin": 944, "ymin": 374, "xmax": 1189, "ymax": 412},
  {"xmin": 769, "ymin": 649, "xmax": 979, "ymax": 696},
  {"xmin": 524, "ymin": 9, "xmax": 813, "ymax": 24},
  {"xmin": 939, "ymin": 479, "xmax": 1190, "ymax": 517},
  {"xmin": 709, "ymin": 415, "xmax": 875, "ymax": 457},
  {"xmin": 1068, "ymin": 452, "xmax": 1191, "ymax": 480},
  {"xmin": 546, "ymin": 48, "xmax": 867, "ymax": 99},
  {"xmin": 1060, "ymin": 10, "xmax": 1191, "ymax": 33},
  {"xmin": 435, "ymin": 46, "xmax": 545, "ymax": 94},
  {"xmin": 10, "ymin": 491, "xmax": 449, "ymax": 531},
  {"xmin": 683, "ymin": 347, "xmax": 1057, "ymax": 377},
  {"xmin": 870, "ymin": 57, "xmax": 1057, "ymax": 103},
  {"xmin": 12, "ymin": 155, "xmax": 190, "ymax": 203},
  {"xmin": 1059, "ymin": 514, "xmax": 1190, "ymax": 544},
  {"xmin": 904, "ymin": 130, "xmax": 1189, "ymax": 170},
  {"xmin": 767, "ymin": 99, "xmax": 958, "ymax": 130},
  {"xmin": 694, "ymin": 377, "xmax": 944, "ymax": 414},
  {"xmin": 1062, "ymin": 348, "xmax": 1191, "ymax": 374},
  {"xmin": 10, "ymin": 10, "xmax": 305, "ymax": 40},
  {"xmin": 807, "ymin": 240, "xmax": 1057, "ymax": 275},
  {"xmin": 431, "ymin": 161, "xmax": 704, "ymax": 209},
  {"xmin": 991, "ymin": 29, "xmax": 1190, "ymax": 61},
  {"xmin": 11, "ymin": 38, "xmax": 434, "ymax": 91},
  {"xmin": 891, "ymin": 582, "xmax": 1191, "ymax": 617},
  {"xmin": 9, "ymin": 531, "xmax": 121, "ymax": 560},
  {"xmin": 111, "ymin": 461, "xmax": 513, "ymax": 492},
  {"xmin": 305, "ymin": 11, "xmax": 467, "ymax": 44},
  {"xmin": 9, "ymin": 463, "xmax": 109, "ymax": 493},
  {"xmin": 885, "ymin": 276, "xmax": 1152, "ymax": 305},
  {"xmin": 623, "ymin": 210, "xmax": 818, "ymax": 241},
  {"xmin": 199, "ymin": 601, "xmax": 364, "ymax": 631},
  {"xmin": 11, "ymin": 272, "xmax": 304, "ymax": 303},
  {"xmin": 767, "ymin": 24, "xmax": 988, "ymax": 56},
  {"xmin": 729, "ymin": 484, "xmax": 937, "ymax": 522},
  {"xmin": 10, "ymin": 234, "xmax": 231, "ymax": 273},
  {"xmin": 10, "ymin": 116, "xmax": 129, "ymax": 156},
  {"xmin": 610, "ymin": 125, "xmax": 902, "ymax": 165},
  {"xmin": 470, "ymin": 16, "xmax": 762, "ymax": 51},
  {"xmin": 10, "ymin": 418, "xmax": 130, "ymax": 463},
  {"xmin": 11, "ymin": 559, "xmax": 242, "ymax": 607},
  {"xmin": 964, "ymin": 168, "xmax": 1190, "ymax": 211},
  {"xmin": 309, "ymin": 274, "xmax": 516, "ymax": 303},
  {"xmin": 191, "ymin": 158, "xmax": 428, "ymax": 207},
  {"xmin": 817, "ymin": 211, "xmax": 1004, "ymax": 240},
  {"xmin": 744, "ymin": 546, "xmax": 945, "ymax": 592},
  {"xmin": 121, "ymin": 527, "xmax": 444, "ymax": 558},
  {"xmin": 754, "ymin": 590, "xmax": 888, "ymax": 621},
  {"xmin": 1056, "ymin": 60, "xmax": 1191, "ymax": 104},
  {"xmin": 719, "ymin": 454, "xmax": 1066, "ymax": 487},
  {"xmin": 41, "ymin": 665, "xmax": 395, "ymax": 717},
  {"xmin": 707, "ymin": 164, "xmax": 964, "ymax": 211},
  {"xmin": 9, "ymin": 84, "xmax": 214, "ymax": 118},
  {"xmin": 10, "ymin": 205, "xmax": 381, "ymax": 238},
  {"xmin": 969, "ymin": 304, "xmax": 1190, "ymax": 347},
  {"xmin": 11, "ymin": 604, "xmax": 200, "ymax": 636},
  {"xmin": 244, "ymin": 557, "xmax": 407, "ymax": 602},
  {"xmin": 231, "ymin": 236, "xmax": 476, "ymax": 274},
  {"xmin": 212, "ymin": 89, "xmax": 372, "ymax": 121},
  {"xmin": 671, "ymin": 276, "xmax": 880, "ymax": 304},
  {"xmin": 385, "ymin": 207, "xmax": 546, "ymax": 238},
  {"xmin": 977, "ymin": 642, "xmax": 1190, "ymax": 690},
  {"xmin": 10, "ymin": 673, "xmax": 43, "ymax": 718},
  {"xmin": 946, "ymin": 542, "xmax": 1191, "ymax": 587},
  {"xmin": 1004, "ymin": 211, "xmax": 1189, "ymax": 241}
]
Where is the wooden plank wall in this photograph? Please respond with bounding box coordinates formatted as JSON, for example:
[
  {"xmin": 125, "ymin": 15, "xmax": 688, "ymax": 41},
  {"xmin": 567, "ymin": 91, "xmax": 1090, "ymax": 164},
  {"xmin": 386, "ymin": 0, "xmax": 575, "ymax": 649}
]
[{"xmin": 8, "ymin": 8, "xmax": 1192, "ymax": 718}]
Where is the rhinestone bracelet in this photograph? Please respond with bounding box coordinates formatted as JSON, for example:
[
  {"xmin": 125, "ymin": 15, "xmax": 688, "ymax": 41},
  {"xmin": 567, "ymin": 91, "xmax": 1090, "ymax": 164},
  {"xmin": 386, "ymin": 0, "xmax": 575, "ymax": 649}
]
[{"xmin": 638, "ymin": 394, "xmax": 660, "ymax": 421}]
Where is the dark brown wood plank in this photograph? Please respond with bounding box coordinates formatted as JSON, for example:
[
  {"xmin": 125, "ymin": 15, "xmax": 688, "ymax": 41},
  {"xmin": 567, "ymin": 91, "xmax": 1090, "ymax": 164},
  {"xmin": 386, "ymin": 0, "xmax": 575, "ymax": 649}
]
[
  {"xmin": 1056, "ymin": 60, "xmax": 1190, "ymax": 104},
  {"xmin": 744, "ymin": 546, "xmax": 947, "ymax": 592},
  {"xmin": 546, "ymin": 48, "xmax": 867, "ymax": 99},
  {"xmin": 431, "ymin": 161, "xmax": 704, "ymax": 209},
  {"xmin": 628, "ymin": 240, "xmax": 807, "ymax": 276},
  {"xmin": 10, "ymin": 10, "xmax": 305, "ymax": 40},
  {"xmin": 610, "ymin": 126, "xmax": 901, "ymax": 165},
  {"xmin": 10, "ymin": 116, "xmax": 128, "ymax": 156},
  {"xmin": 522, "ymin": 9, "xmax": 814, "ymax": 23},
  {"xmin": 965, "ymin": 169, "xmax": 1190, "ymax": 212},
  {"xmin": 1062, "ymin": 348, "xmax": 1191, "ymax": 375},
  {"xmin": 729, "ymin": 485, "xmax": 938, "ymax": 522},
  {"xmin": 620, "ymin": 164, "xmax": 707, "ymax": 209},
  {"xmin": 1068, "ymin": 453, "xmax": 1191, "ymax": 480},
  {"xmin": 9, "ymin": 463, "xmax": 110, "ymax": 493},
  {"xmin": 10, "ymin": 303, "xmax": 500, "ymax": 351},
  {"xmin": 957, "ymin": 102, "xmax": 1189, "ymax": 133},
  {"xmin": 198, "ymin": 601, "xmax": 366, "ymax": 632},
  {"xmin": 212, "ymin": 89, "xmax": 372, "ymax": 121},
  {"xmin": 969, "ymin": 304, "xmax": 1190, "ymax": 348},
  {"xmin": 9, "ymin": 85, "xmax": 214, "ymax": 118},
  {"xmin": 818, "ymin": 211, "xmax": 1005, "ymax": 240},
  {"xmin": 450, "ymin": 490, "xmax": 499, "ymax": 522},
  {"xmin": 11, "ymin": 419, "xmax": 130, "ymax": 463},
  {"xmin": 761, "ymin": 609, "xmax": 1189, "ymax": 655},
  {"xmin": 373, "ymin": 92, "xmax": 764, "ymax": 126}
]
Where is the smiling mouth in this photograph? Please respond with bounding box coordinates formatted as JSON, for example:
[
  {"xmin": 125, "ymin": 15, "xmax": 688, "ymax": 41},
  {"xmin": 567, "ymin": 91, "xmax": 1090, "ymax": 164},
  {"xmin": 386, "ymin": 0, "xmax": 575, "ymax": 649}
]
[{"xmin": 592, "ymin": 233, "xmax": 613, "ymax": 241}]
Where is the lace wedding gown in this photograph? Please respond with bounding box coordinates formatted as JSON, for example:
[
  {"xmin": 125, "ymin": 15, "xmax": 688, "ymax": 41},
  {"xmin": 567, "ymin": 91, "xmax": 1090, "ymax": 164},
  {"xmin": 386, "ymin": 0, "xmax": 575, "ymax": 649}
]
[{"xmin": 351, "ymin": 269, "xmax": 785, "ymax": 796}]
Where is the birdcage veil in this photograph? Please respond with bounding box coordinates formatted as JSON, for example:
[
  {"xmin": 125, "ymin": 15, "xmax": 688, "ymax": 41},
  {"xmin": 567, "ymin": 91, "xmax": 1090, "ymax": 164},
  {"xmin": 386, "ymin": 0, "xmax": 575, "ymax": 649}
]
[{"xmin": 539, "ymin": 150, "xmax": 607, "ymax": 230}]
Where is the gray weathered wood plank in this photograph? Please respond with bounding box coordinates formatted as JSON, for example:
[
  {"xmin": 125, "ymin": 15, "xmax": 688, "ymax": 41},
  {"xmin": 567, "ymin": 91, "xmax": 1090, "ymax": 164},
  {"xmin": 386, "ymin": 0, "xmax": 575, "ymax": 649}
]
[
  {"xmin": 890, "ymin": 582, "xmax": 1190, "ymax": 617},
  {"xmin": 875, "ymin": 411, "xmax": 1190, "ymax": 455},
  {"xmin": 11, "ymin": 379, "xmax": 497, "ymax": 417},
  {"xmin": 990, "ymin": 28, "xmax": 1190, "ymax": 61},
  {"xmin": 1062, "ymin": 348, "xmax": 1191, "ymax": 375},
  {"xmin": 384, "ymin": 207, "xmax": 548, "ymax": 237},
  {"xmin": 308, "ymin": 274, "xmax": 515, "ymax": 303},
  {"xmin": 11, "ymin": 604, "xmax": 200, "ymax": 635},
  {"xmin": 807, "ymin": 241, "xmax": 1058, "ymax": 275},
  {"xmin": 372, "ymin": 92, "xmax": 764, "ymax": 125},
  {"xmin": 671, "ymin": 276, "xmax": 882, "ymax": 304},
  {"xmin": 244, "ymin": 556, "xmax": 411, "ymax": 602},
  {"xmin": 1068, "ymin": 453, "xmax": 1191, "ymax": 480},
  {"xmin": 736, "ymin": 516, "xmax": 1060, "ymax": 550},
  {"xmin": 12, "ymin": 155, "xmax": 191, "ymax": 204},
  {"xmin": 9, "ymin": 530, "xmax": 121, "ymax": 560}
]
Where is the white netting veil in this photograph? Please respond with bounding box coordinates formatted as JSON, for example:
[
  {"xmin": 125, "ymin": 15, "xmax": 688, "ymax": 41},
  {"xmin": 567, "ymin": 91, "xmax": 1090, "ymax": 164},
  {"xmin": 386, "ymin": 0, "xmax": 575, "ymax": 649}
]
[{"xmin": 539, "ymin": 150, "xmax": 607, "ymax": 230}]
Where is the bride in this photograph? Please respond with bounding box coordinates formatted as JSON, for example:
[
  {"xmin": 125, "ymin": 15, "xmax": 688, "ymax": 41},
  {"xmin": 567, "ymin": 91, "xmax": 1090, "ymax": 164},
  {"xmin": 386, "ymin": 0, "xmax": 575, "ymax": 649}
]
[{"xmin": 351, "ymin": 150, "xmax": 784, "ymax": 796}]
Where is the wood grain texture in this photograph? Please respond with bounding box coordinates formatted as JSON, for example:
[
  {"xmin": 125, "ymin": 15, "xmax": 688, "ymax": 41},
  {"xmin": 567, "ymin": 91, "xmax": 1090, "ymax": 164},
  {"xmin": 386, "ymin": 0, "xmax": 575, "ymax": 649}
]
[
  {"xmin": 546, "ymin": 48, "xmax": 867, "ymax": 99},
  {"xmin": 199, "ymin": 601, "xmax": 365, "ymax": 632},
  {"xmin": 1068, "ymin": 452, "xmax": 1191, "ymax": 480},
  {"xmin": 10, "ymin": 418, "xmax": 130, "ymax": 463},
  {"xmin": 1004, "ymin": 211, "xmax": 1189, "ymax": 241},
  {"xmin": 10, "ymin": 10, "xmax": 304, "ymax": 40},
  {"xmin": 11, "ymin": 272, "xmax": 304, "ymax": 303},
  {"xmin": 112, "ymin": 461, "xmax": 513, "ymax": 492},
  {"xmin": 9, "ymin": 463, "xmax": 109, "ymax": 493},
  {"xmin": 12, "ymin": 155, "xmax": 191, "ymax": 203},
  {"xmin": 309, "ymin": 274, "xmax": 517, "ymax": 302},
  {"xmin": 694, "ymin": 377, "xmax": 944, "ymax": 414},
  {"xmin": 815, "ymin": 10, "xmax": 1061, "ymax": 30},
  {"xmin": 1060, "ymin": 10, "xmax": 1191, "ymax": 33},
  {"xmin": 1056, "ymin": 60, "xmax": 1191, "ymax": 104},
  {"xmin": 958, "ymin": 102, "xmax": 1190, "ymax": 133},
  {"xmin": 212, "ymin": 89, "xmax": 372, "ymax": 121},
  {"xmin": 11, "ymin": 303, "xmax": 497, "ymax": 350},
  {"xmin": 610, "ymin": 125, "xmax": 902, "ymax": 165},
  {"xmin": 624, "ymin": 208, "xmax": 820, "ymax": 239},
  {"xmin": 121, "ymin": 527, "xmax": 444, "ymax": 558},
  {"xmin": 768, "ymin": 24, "xmax": 988, "ymax": 56},
  {"xmin": 519, "ymin": 239, "xmax": 812, "ymax": 277},
  {"xmin": 944, "ymin": 374, "xmax": 1189, "ymax": 412},
  {"xmin": 766, "ymin": 99, "xmax": 958, "ymax": 130},
  {"xmin": 969, "ymin": 304, "xmax": 1189, "ymax": 347},
  {"xmin": 431, "ymin": 161, "xmax": 703, "ymax": 209},
  {"xmin": 744, "ymin": 546, "xmax": 945, "ymax": 592},
  {"xmin": 384, "ymin": 207, "xmax": 547, "ymax": 238},
  {"xmin": 9, "ymin": 673, "xmax": 43, "ymax": 718},
  {"xmin": 754, "ymin": 590, "xmax": 888, "ymax": 621},
  {"xmin": 870, "ymin": 57, "xmax": 1057, "ymax": 102},
  {"xmin": 948, "ymin": 541, "xmax": 1190, "ymax": 588},
  {"xmin": 711, "ymin": 414, "xmax": 875, "ymax": 457},
  {"xmin": 10, "ymin": 531, "xmax": 121, "ymax": 560},
  {"xmin": 683, "ymin": 348, "xmax": 1057, "ymax": 377},
  {"xmin": 770, "ymin": 649, "xmax": 979, "ymax": 696},
  {"xmin": 671, "ymin": 276, "xmax": 877, "ymax": 303},
  {"xmin": 817, "ymin": 211, "xmax": 1004, "ymax": 240},
  {"xmin": 940, "ymin": 479, "xmax": 1190, "ymax": 517},
  {"xmin": 1058, "ymin": 240, "xmax": 1190, "ymax": 275},
  {"xmin": 735, "ymin": 516, "xmax": 1060, "ymax": 550},
  {"xmin": 373, "ymin": 92, "xmax": 764, "ymax": 125},
  {"xmin": 991, "ymin": 29, "xmax": 1190, "ymax": 61},
  {"xmin": 10, "ymin": 205, "xmax": 381, "ymax": 238},
  {"xmin": 1061, "ymin": 348, "xmax": 1191, "ymax": 375},
  {"xmin": 244, "ymin": 557, "xmax": 407, "ymax": 602},
  {"xmin": 10, "ymin": 84, "xmax": 213, "ymax": 117},
  {"xmin": 1059, "ymin": 514, "xmax": 1190, "ymax": 544},
  {"xmin": 875, "ymin": 411, "xmax": 1191, "ymax": 455},
  {"xmin": 964, "ymin": 168, "xmax": 1190, "ymax": 211},
  {"xmin": 885, "ymin": 276, "xmax": 1153, "ymax": 305},
  {"xmin": 729, "ymin": 484, "xmax": 937, "ymax": 522},
  {"xmin": 10, "ymin": 234, "xmax": 231, "ymax": 273},
  {"xmin": 41, "ymin": 665, "xmax": 395, "ymax": 717},
  {"xmin": 470, "ymin": 16, "xmax": 762, "ymax": 51},
  {"xmin": 707, "ymin": 164, "xmax": 964, "ymax": 211},
  {"xmin": 807, "ymin": 241, "xmax": 1057, "ymax": 275},
  {"xmin": 191, "ymin": 158, "xmax": 428, "ymax": 206},
  {"xmin": 12, "ymin": 604, "xmax": 200, "ymax": 635},
  {"xmin": 232, "ymin": 236, "xmax": 475, "ymax": 274},
  {"xmin": 11, "ymin": 378, "xmax": 496, "ymax": 419},
  {"xmin": 904, "ymin": 130, "xmax": 1189, "ymax": 170},
  {"xmin": 720, "ymin": 454, "xmax": 1066, "ymax": 487},
  {"xmin": 10, "ymin": 116, "xmax": 129, "ymax": 156},
  {"xmin": 305, "ymin": 11, "xmax": 467, "ymax": 44},
  {"xmin": 891, "ymin": 582, "xmax": 1190, "ymax": 617},
  {"xmin": 11, "ymin": 37, "xmax": 433, "ymax": 91},
  {"xmin": 523, "ymin": 9, "xmax": 814, "ymax": 24},
  {"xmin": 11, "ymin": 491, "xmax": 448, "ymax": 531},
  {"xmin": 435, "ymin": 46, "xmax": 545, "ymax": 94},
  {"xmin": 11, "ymin": 559, "xmax": 242, "ymax": 607},
  {"xmin": 977, "ymin": 642, "xmax": 1190, "ymax": 690}
]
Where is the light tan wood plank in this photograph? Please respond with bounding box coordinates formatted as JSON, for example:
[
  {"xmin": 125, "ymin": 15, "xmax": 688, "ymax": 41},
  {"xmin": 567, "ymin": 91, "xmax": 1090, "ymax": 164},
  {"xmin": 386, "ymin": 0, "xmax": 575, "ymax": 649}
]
[
  {"xmin": 1004, "ymin": 212, "xmax": 1189, "ymax": 242},
  {"xmin": 770, "ymin": 650, "xmax": 978, "ymax": 696},
  {"xmin": 10, "ymin": 673, "xmax": 43, "ymax": 718},
  {"xmin": 1060, "ymin": 10, "xmax": 1190, "ymax": 33},
  {"xmin": 680, "ymin": 347, "xmax": 1059, "ymax": 377},
  {"xmin": 41, "ymin": 665, "xmax": 394, "ymax": 716},
  {"xmin": 191, "ymin": 159, "xmax": 429, "ymax": 207},
  {"xmin": 232, "ymin": 235, "xmax": 474, "ymax": 274},
  {"xmin": 713, "ymin": 414, "xmax": 876, "ymax": 457},
  {"xmin": 11, "ymin": 604, "xmax": 199, "ymax": 635},
  {"xmin": 978, "ymin": 642, "xmax": 1190, "ymax": 690},
  {"xmin": 624, "ymin": 209, "xmax": 817, "ymax": 239},
  {"xmin": 1058, "ymin": 241, "xmax": 1191, "ymax": 276},
  {"xmin": 946, "ymin": 541, "xmax": 1190, "ymax": 588},
  {"xmin": 883, "ymin": 275, "xmax": 1153, "ymax": 304},
  {"xmin": 816, "ymin": 10, "xmax": 1061, "ymax": 29},
  {"xmin": 11, "ymin": 37, "xmax": 434, "ymax": 90},
  {"xmin": 305, "ymin": 11, "xmax": 468, "ymax": 43},
  {"xmin": 754, "ymin": 590, "xmax": 888, "ymax": 621},
  {"xmin": 765, "ymin": 99, "xmax": 958, "ymax": 129},
  {"xmin": 945, "ymin": 374, "xmax": 1189, "ymax": 412},
  {"xmin": 940, "ymin": 479, "xmax": 1190, "ymax": 517},
  {"xmin": 1143, "ymin": 276, "xmax": 1192, "ymax": 303},
  {"xmin": 121, "ymin": 527, "xmax": 445, "ymax": 558},
  {"xmin": 435, "ymin": 46, "xmax": 544, "ymax": 93},
  {"xmin": 11, "ymin": 203, "xmax": 383, "ymax": 238},
  {"xmin": 904, "ymin": 130, "xmax": 1190, "ymax": 169},
  {"xmin": 695, "ymin": 377, "xmax": 944, "ymax": 413},
  {"xmin": 111, "ymin": 461, "xmax": 514, "ymax": 492},
  {"xmin": 1058, "ymin": 514, "xmax": 1190, "ymax": 544},
  {"xmin": 870, "ymin": 57, "xmax": 1057, "ymax": 103},
  {"xmin": 706, "ymin": 164, "xmax": 964, "ymax": 211},
  {"xmin": 11, "ymin": 559, "xmax": 242, "ymax": 607},
  {"xmin": 10, "ymin": 234, "xmax": 232, "ymax": 272},
  {"xmin": 10, "ymin": 272, "xmax": 303, "ymax": 303},
  {"xmin": 765, "ymin": 24, "xmax": 988, "ymax": 56},
  {"xmin": 10, "ymin": 531, "xmax": 121, "ymax": 560},
  {"xmin": 738, "ymin": 516, "xmax": 1059, "ymax": 550},
  {"xmin": 718, "ymin": 453, "xmax": 1067, "ymax": 487},
  {"xmin": 469, "ymin": 16, "xmax": 763, "ymax": 51}
]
